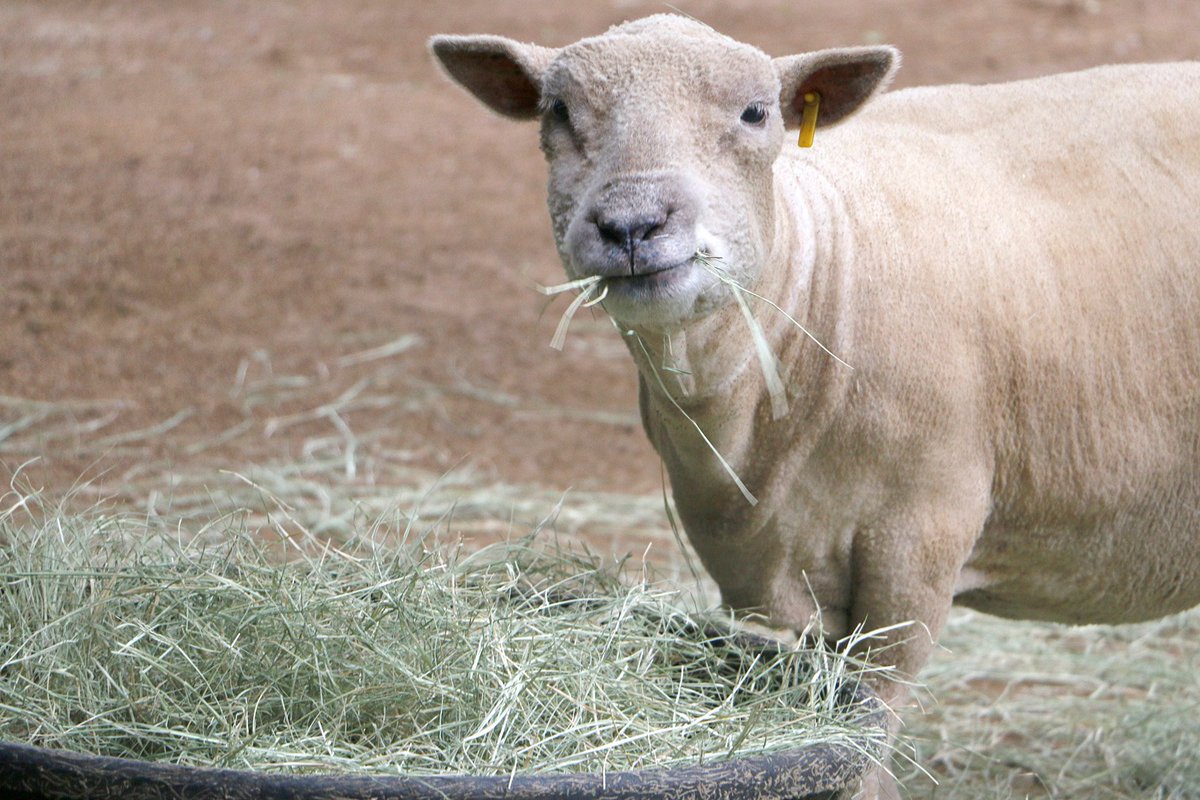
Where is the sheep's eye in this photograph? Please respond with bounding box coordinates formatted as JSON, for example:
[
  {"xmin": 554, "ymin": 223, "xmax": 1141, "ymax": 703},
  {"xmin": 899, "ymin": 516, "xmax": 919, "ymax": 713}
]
[
  {"xmin": 550, "ymin": 98, "xmax": 570, "ymax": 123},
  {"xmin": 740, "ymin": 101, "xmax": 767, "ymax": 125}
]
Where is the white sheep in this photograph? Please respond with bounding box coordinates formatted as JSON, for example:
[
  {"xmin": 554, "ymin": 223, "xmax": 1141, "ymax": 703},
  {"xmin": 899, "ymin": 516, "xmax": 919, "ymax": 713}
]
[{"xmin": 431, "ymin": 14, "xmax": 1200, "ymax": 797}]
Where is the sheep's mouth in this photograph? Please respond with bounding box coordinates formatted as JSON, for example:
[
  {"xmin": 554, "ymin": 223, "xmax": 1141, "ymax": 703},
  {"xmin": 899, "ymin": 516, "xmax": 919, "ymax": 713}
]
[{"xmin": 597, "ymin": 260, "xmax": 690, "ymax": 296}]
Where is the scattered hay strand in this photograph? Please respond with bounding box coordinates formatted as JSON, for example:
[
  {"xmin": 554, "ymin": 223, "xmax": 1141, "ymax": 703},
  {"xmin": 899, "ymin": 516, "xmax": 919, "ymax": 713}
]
[
  {"xmin": 335, "ymin": 334, "xmax": 423, "ymax": 368},
  {"xmin": 900, "ymin": 607, "xmax": 1200, "ymax": 799},
  {"xmin": 89, "ymin": 408, "xmax": 195, "ymax": 449},
  {"xmin": 0, "ymin": 397, "xmax": 125, "ymax": 455},
  {"xmin": 0, "ymin": 502, "xmax": 883, "ymax": 777}
]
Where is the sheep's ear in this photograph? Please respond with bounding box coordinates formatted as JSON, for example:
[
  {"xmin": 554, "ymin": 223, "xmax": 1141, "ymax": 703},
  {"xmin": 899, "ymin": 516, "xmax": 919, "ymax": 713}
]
[
  {"xmin": 774, "ymin": 46, "xmax": 900, "ymax": 128},
  {"xmin": 429, "ymin": 35, "xmax": 557, "ymax": 120}
]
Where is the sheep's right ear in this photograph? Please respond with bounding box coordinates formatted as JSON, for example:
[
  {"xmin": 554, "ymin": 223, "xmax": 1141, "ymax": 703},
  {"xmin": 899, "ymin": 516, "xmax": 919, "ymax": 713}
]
[{"xmin": 429, "ymin": 35, "xmax": 557, "ymax": 120}]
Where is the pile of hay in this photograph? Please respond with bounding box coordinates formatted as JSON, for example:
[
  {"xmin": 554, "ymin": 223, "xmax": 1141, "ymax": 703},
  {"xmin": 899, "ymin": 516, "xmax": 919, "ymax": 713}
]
[{"xmin": 0, "ymin": 506, "xmax": 881, "ymax": 777}]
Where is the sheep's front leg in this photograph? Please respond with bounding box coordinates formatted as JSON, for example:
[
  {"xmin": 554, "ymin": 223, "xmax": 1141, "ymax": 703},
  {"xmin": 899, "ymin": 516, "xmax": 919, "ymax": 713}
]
[{"xmin": 841, "ymin": 502, "xmax": 986, "ymax": 800}]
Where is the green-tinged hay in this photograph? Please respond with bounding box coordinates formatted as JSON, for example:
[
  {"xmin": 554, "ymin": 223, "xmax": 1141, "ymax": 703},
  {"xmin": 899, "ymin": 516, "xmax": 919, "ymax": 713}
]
[{"xmin": 0, "ymin": 507, "xmax": 883, "ymax": 777}]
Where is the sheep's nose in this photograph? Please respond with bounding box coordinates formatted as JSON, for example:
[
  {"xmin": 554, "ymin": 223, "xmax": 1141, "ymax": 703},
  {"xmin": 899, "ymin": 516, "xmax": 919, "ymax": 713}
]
[{"xmin": 595, "ymin": 211, "xmax": 669, "ymax": 250}]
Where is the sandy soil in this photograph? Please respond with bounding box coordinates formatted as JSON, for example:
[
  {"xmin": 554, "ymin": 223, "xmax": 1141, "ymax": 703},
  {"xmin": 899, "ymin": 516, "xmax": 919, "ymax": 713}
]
[{"xmin": 3, "ymin": 0, "xmax": 1199, "ymax": 500}]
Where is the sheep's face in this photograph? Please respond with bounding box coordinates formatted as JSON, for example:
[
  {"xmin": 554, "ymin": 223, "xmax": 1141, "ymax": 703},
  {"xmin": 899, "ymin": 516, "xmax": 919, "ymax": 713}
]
[
  {"xmin": 537, "ymin": 22, "xmax": 783, "ymax": 329},
  {"xmin": 432, "ymin": 16, "xmax": 897, "ymax": 330}
]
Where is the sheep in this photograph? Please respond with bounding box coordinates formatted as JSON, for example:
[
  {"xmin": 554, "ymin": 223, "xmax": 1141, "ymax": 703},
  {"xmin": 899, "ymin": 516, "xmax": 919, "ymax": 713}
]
[{"xmin": 431, "ymin": 14, "xmax": 1200, "ymax": 797}]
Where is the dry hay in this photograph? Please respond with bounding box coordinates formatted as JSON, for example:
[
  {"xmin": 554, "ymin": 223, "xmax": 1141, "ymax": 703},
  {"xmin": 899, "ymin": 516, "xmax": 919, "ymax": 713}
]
[{"xmin": 0, "ymin": 491, "xmax": 884, "ymax": 778}]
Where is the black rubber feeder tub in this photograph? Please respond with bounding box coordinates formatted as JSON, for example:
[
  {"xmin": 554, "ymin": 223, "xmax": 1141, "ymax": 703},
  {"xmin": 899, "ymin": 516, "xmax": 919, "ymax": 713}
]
[
  {"xmin": 0, "ymin": 682, "xmax": 882, "ymax": 800},
  {"xmin": 0, "ymin": 677, "xmax": 885, "ymax": 800}
]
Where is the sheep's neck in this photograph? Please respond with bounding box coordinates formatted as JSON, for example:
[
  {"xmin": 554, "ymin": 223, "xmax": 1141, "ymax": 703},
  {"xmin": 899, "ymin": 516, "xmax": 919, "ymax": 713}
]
[
  {"xmin": 631, "ymin": 172, "xmax": 843, "ymax": 408},
  {"xmin": 623, "ymin": 168, "xmax": 850, "ymax": 509}
]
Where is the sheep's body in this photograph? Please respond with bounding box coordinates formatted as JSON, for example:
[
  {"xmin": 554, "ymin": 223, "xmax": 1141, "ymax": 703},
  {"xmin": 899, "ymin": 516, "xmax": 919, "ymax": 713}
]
[
  {"xmin": 432, "ymin": 18, "xmax": 1200, "ymax": 795},
  {"xmin": 666, "ymin": 62, "xmax": 1200, "ymax": 649},
  {"xmin": 816, "ymin": 64, "xmax": 1200, "ymax": 625}
]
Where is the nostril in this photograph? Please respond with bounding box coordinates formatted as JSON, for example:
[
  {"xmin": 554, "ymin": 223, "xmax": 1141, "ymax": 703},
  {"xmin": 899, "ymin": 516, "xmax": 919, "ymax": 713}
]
[
  {"xmin": 595, "ymin": 211, "xmax": 671, "ymax": 247},
  {"xmin": 632, "ymin": 212, "xmax": 669, "ymax": 242},
  {"xmin": 595, "ymin": 217, "xmax": 628, "ymax": 247}
]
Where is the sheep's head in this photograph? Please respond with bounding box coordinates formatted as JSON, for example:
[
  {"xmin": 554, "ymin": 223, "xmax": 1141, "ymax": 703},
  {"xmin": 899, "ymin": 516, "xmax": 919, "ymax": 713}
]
[{"xmin": 431, "ymin": 15, "xmax": 897, "ymax": 330}]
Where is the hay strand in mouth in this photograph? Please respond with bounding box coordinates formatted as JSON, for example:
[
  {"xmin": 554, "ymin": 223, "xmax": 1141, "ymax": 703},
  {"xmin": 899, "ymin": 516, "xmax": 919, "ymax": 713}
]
[
  {"xmin": 538, "ymin": 275, "xmax": 605, "ymax": 351},
  {"xmin": 537, "ymin": 265, "xmax": 758, "ymax": 503},
  {"xmin": 550, "ymin": 283, "xmax": 599, "ymax": 351},
  {"xmin": 582, "ymin": 284, "xmax": 608, "ymax": 308},
  {"xmin": 696, "ymin": 253, "xmax": 852, "ymax": 371},
  {"xmin": 536, "ymin": 275, "xmax": 603, "ymax": 297},
  {"xmin": 693, "ymin": 253, "xmax": 787, "ymax": 419},
  {"xmin": 626, "ymin": 329, "xmax": 758, "ymax": 506},
  {"xmin": 730, "ymin": 288, "xmax": 789, "ymax": 420}
]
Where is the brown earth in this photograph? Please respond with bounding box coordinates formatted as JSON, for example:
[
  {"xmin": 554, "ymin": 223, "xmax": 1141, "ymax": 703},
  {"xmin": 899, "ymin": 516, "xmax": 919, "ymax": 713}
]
[{"xmin": 3, "ymin": 0, "xmax": 1199, "ymax": 505}]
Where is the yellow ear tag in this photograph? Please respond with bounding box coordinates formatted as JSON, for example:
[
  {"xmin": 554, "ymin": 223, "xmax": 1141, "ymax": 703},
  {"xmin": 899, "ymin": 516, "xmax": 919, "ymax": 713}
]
[{"xmin": 798, "ymin": 91, "xmax": 821, "ymax": 148}]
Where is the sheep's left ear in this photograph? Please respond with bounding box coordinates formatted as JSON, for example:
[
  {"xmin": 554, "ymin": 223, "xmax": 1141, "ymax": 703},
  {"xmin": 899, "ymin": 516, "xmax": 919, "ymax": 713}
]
[
  {"xmin": 429, "ymin": 34, "xmax": 558, "ymax": 120},
  {"xmin": 774, "ymin": 46, "xmax": 900, "ymax": 128}
]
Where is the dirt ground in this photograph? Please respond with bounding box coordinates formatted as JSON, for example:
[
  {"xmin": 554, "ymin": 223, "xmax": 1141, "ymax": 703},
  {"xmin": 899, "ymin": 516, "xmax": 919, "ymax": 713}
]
[{"xmin": 3, "ymin": 0, "xmax": 1199, "ymax": 502}]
